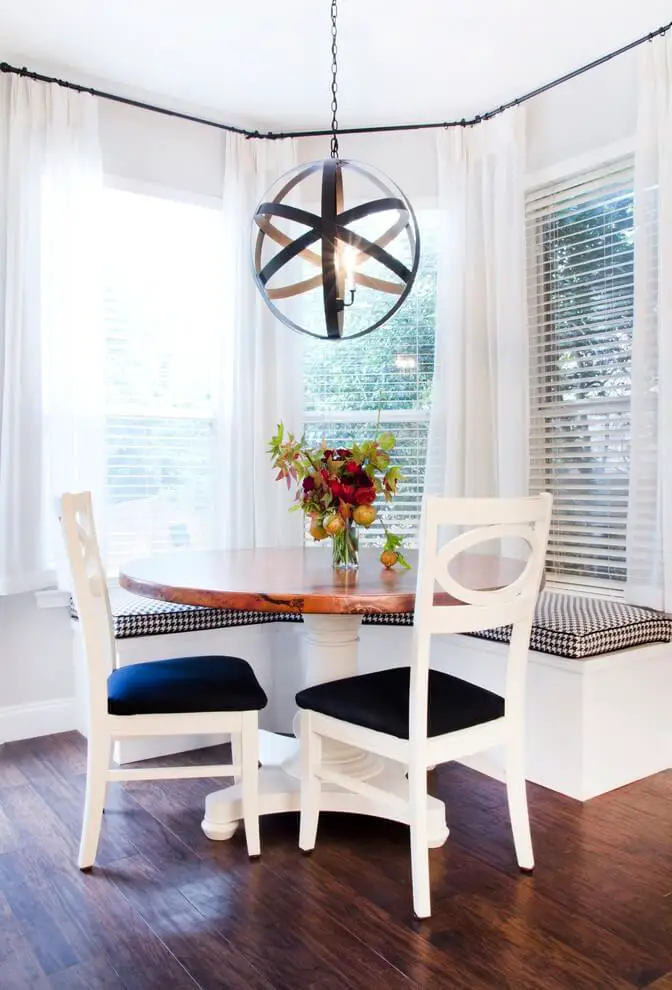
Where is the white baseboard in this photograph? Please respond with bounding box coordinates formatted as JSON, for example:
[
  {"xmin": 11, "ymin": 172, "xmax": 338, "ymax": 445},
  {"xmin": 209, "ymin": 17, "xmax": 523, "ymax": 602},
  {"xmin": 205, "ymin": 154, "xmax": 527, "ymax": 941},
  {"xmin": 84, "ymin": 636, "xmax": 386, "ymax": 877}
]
[
  {"xmin": 0, "ymin": 696, "xmax": 228, "ymax": 761},
  {"xmin": 0, "ymin": 697, "xmax": 77, "ymax": 743}
]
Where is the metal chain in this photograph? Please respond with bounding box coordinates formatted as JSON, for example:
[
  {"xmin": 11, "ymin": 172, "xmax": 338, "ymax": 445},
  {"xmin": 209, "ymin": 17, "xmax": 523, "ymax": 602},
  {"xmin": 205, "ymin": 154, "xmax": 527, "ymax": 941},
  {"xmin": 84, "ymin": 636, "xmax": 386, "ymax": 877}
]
[{"xmin": 330, "ymin": 0, "xmax": 339, "ymax": 157}]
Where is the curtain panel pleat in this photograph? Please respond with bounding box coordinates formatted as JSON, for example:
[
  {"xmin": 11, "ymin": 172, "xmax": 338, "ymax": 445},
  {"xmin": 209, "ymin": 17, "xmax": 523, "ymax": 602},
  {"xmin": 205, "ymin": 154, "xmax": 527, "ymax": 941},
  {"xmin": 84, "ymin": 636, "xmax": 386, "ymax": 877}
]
[
  {"xmin": 217, "ymin": 133, "xmax": 305, "ymax": 549},
  {"xmin": 427, "ymin": 113, "xmax": 529, "ymax": 505},
  {"xmin": 0, "ymin": 77, "xmax": 105, "ymax": 593},
  {"xmin": 626, "ymin": 36, "xmax": 672, "ymax": 612}
]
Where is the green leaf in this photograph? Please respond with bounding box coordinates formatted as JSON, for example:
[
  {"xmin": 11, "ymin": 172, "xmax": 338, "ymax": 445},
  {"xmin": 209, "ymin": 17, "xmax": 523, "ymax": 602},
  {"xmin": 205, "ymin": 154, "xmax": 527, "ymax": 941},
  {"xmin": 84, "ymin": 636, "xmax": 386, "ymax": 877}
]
[{"xmin": 383, "ymin": 531, "xmax": 404, "ymax": 551}]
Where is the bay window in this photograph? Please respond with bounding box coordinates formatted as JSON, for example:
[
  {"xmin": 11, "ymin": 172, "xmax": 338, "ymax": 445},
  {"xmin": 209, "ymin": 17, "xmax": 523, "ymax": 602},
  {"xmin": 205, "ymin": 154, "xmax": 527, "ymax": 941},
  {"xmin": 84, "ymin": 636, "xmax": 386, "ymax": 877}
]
[
  {"xmin": 526, "ymin": 158, "xmax": 635, "ymax": 589},
  {"xmin": 303, "ymin": 211, "xmax": 439, "ymax": 545},
  {"xmin": 102, "ymin": 186, "xmax": 225, "ymax": 566}
]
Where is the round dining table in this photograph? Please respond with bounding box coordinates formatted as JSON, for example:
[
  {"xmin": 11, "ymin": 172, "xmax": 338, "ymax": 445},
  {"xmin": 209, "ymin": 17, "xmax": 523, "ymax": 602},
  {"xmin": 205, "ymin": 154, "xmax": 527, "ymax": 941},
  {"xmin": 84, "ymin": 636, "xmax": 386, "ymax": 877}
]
[{"xmin": 120, "ymin": 545, "xmax": 521, "ymax": 847}]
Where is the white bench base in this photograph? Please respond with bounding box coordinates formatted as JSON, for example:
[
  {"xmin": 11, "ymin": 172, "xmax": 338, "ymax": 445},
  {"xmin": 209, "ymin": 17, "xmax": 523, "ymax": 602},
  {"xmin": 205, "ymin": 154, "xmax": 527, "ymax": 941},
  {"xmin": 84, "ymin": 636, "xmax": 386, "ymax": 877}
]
[
  {"xmin": 422, "ymin": 631, "xmax": 670, "ymax": 800},
  {"xmin": 71, "ymin": 619, "xmax": 671, "ymax": 799},
  {"xmin": 266, "ymin": 622, "xmax": 672, "ymax": 801}
]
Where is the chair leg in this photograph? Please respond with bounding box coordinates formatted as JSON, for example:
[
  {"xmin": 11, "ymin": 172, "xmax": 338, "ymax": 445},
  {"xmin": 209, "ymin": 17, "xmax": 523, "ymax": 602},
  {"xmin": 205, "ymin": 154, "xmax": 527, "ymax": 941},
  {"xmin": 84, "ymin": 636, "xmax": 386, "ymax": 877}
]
[
  {"xmin": 230, "ymin": 731, "xmax": 242, "ymax": 784},
  {"xmin": 240, "ymin": 712, "xmax": 261, "ymax": 858},
  {"xmin": 408, "ymin": 760, "xmax": 431, "ymax": 919},
  {"xmin": 78, "ymin": 731, "xmax": 111, "ymax": 871},
  {"xmin": 506, "ymin": 737, "xmax": 534, "ymax": 872},
  {"xmin": 298, "ymin": 710, "xmax": 321, "ymax": 853}
]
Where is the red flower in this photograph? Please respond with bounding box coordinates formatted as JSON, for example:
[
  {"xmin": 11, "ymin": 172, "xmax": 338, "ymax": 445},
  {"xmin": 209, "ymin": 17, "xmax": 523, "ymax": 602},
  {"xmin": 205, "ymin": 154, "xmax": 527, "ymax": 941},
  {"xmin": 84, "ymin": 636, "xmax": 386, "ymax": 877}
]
[
  {"xmin": 336, "ymin": 448, "xmax": 352, "ymax": 459},
  {"xmin": 329, "ymin": 480, "xmax": 356, "ymax": 503},
  {"xmin": 354, "ymin": 486, "xmax": 376, "ymax": 505},
  {"xmin": 328, "ymin": 478, "xmax": 343, "ymax": 498},
  {"xmin": 344, "ymin": 460, "xmax": 359, "ymax": 475},
  {"xmin": 302, "ymin": 476, "xmax": 315, "ymax": 493}
]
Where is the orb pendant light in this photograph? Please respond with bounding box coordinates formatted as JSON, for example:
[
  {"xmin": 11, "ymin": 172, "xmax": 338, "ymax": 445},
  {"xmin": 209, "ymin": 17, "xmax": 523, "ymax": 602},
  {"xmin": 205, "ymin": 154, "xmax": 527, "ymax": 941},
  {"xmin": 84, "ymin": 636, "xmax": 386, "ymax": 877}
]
[{"xmin": 251, "ymin": 1, "xmax": 420, "ymax": 341}]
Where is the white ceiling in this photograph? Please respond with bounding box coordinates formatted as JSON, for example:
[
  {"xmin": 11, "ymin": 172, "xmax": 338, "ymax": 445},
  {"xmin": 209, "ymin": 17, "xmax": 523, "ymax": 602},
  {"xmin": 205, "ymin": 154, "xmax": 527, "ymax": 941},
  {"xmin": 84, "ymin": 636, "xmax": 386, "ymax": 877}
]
[{"xmin": 0, "ymin": 0, "xmax": 670, "ymax": 131}]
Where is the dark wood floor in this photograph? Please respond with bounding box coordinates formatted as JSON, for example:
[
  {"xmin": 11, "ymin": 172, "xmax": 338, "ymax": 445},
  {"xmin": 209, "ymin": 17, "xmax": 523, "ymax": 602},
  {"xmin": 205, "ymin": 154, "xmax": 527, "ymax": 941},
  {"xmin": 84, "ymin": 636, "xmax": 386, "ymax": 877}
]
[{"xmin": 0, "ymin": 734, "xmax": 669, "ymax": 989}]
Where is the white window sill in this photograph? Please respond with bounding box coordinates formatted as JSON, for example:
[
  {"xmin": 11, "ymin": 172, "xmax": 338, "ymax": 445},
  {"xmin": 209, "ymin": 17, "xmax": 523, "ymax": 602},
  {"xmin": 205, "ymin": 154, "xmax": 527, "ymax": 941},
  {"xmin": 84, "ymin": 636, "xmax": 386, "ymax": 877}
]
[
  {"xmin": 34, "ymin": 589, "xmax": 71, "ymax": 609},
  {"xmin": 34, "ymin": 576, "xmax": 120, "ymax": 609},
  {"xmin": 544, "ymin": 579, "xmax": 624, "ymax": 602}
]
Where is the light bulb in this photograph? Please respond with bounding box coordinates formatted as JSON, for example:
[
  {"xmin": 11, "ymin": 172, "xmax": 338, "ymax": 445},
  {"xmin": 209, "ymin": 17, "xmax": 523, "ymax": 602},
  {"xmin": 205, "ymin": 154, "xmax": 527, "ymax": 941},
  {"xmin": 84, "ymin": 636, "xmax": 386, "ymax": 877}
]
[{"xmin": 343, "ymin": 244, "xmax": 357, "ymax": 293}]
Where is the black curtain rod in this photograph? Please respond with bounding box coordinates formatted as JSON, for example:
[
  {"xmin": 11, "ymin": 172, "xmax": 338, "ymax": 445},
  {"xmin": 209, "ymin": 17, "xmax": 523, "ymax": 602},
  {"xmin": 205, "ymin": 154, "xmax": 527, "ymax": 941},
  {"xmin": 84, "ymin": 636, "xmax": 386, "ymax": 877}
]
[
  {"xmin": 0, "ymin": 60, "xmax": 254, "ymax": 136},
  {"xmin": 1, "ymin": 18, "xmax": 670, "ymax": 141}
]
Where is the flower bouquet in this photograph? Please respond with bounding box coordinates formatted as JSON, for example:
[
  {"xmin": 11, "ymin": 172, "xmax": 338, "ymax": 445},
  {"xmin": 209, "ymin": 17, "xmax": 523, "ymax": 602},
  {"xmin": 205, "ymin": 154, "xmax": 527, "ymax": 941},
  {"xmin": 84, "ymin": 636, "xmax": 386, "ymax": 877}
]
[{"xmin": 268, "ymin": 423, "xmax": 410, "ymax": 570}]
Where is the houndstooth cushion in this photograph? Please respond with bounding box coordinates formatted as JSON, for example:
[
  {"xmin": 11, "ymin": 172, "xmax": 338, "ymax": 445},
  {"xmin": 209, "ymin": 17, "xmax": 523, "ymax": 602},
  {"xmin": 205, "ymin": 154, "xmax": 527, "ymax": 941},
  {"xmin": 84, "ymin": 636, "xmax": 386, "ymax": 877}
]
[
  {"xmin": 69, "ymin": 590, "xmax": 300, "ymax": 639},
  {"xmin": 356, "ymin": 594, "xmax": 672, "ymax": 657},
  {"xmin": 67, "ymin": 590, "xmax": 415, "ymax": 638},
  {"xmin": 469, "ymin": 591, "xmax": 672, "ymax": 659},
  {"xmin": 70, "ymin": 589, "xmax": 671, "ymax": 659}
]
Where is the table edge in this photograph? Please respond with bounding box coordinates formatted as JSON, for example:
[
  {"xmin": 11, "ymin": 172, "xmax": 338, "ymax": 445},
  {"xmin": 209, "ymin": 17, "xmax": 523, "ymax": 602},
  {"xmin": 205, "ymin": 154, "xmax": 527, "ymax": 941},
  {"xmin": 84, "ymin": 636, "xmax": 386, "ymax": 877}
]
[{"xmin": 118, "ymin": 573, "xmax": 419, "ymax": 615}]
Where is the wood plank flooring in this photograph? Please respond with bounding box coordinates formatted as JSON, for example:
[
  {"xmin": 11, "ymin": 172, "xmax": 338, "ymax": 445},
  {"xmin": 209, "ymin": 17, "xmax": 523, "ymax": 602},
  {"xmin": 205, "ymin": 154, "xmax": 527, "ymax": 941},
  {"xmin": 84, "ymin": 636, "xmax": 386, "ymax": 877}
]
[{"xmin": 0, "ymin": 732, "xmax": 669, "ymax": 989}]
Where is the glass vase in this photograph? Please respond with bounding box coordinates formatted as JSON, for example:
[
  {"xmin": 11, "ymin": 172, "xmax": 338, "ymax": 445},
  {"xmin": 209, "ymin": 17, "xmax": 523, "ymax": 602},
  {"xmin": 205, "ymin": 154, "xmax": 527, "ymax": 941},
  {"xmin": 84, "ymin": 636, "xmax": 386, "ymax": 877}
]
[{"xmin": 331, "ymin": 518, "xmax": 359, "ymax": 570}]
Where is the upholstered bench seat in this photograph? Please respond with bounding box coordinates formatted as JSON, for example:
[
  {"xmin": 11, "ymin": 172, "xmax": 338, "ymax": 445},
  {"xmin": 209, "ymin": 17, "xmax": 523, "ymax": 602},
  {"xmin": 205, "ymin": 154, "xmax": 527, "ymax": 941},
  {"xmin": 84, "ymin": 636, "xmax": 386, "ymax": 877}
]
[
  {"xmin": 69, "ymin": 590, "xmax": 420, "ymax": 637},
  {"xmin": 70, "ymin": 589, "xmax": 672, "ymax": 661},
  {"xmin": 471, "ymin": 592, "xmax": 672, "ymax": 659},
  {"xmin": 69, "ymin": 590, "xmax": 301, "ymax": 639},
  {"xmin": 361, "ymin": 593, "xmax": 672, "ymax": 659},
  {"xmin": 360, "ymin": 594, "xmax": 672, "ymax": 658}
]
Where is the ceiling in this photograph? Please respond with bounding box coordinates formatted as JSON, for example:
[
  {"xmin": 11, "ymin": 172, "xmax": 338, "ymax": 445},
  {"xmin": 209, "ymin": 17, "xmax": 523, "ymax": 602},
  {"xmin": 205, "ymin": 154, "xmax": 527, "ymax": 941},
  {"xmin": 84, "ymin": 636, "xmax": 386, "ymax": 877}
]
[{"xmin": 0, "ymin": 0, "xmax": 670, "ymax": 131}]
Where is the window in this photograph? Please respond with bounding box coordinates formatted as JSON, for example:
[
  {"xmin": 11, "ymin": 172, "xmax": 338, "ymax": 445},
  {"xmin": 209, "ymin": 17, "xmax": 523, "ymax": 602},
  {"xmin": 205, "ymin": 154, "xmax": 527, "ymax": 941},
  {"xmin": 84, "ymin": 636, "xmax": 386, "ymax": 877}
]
[
  {"xmin": 102, "ymin": 187, "xmax": 225, "ymax": 566},
  {"xmin": 526, "ymin": 159, "xmax": 634, "ymax": 589},
  {"xmin": 303, "ymin": 211, "xmax": 439, "ymax": 545}
]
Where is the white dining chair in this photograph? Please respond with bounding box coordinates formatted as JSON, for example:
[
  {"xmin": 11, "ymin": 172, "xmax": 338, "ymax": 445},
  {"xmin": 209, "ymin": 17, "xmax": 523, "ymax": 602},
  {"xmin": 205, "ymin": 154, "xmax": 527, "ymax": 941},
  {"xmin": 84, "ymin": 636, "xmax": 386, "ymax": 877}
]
[
  {"xmin": 296, "ymin": 493, "xmax": 553, "ymax": 918},
  {"xmin": 60, "ymin": 491, "xmax": 267, "ymax": 870}
]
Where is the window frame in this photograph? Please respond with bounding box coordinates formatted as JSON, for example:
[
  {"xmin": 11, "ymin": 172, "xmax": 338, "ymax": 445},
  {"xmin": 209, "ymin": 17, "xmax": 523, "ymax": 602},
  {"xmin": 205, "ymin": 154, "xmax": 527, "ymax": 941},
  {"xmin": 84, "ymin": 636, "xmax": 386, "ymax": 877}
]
[
  {"xmin": 526, "ymin": 152, "xmax": 636, "ymax": 596},
  {"xmin": 101, "ymin": 177, "xmax": 224, "ymax": 565},
  {"xmin": 301, "ymin": 208, "xmax": 440, "ymax": 547}
]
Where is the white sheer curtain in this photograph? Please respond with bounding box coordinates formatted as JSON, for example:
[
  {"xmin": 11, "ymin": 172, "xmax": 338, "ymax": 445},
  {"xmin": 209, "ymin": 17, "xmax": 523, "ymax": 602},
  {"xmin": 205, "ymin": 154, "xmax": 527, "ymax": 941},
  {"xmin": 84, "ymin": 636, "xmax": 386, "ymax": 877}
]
[
  {"xmin": 0, "ymin": 77, "xmax": 105, "ymax": 593},
  {"xmin": 426, "ymin": 112, "xmax": 528, "ymax": 502},
  {"xmin": 218, "ymin": 133, "xmax": 305, "ymax": 549},
  {"xmin": 626, "ymin": 37, "xmax": 672, "ymax": 612}
]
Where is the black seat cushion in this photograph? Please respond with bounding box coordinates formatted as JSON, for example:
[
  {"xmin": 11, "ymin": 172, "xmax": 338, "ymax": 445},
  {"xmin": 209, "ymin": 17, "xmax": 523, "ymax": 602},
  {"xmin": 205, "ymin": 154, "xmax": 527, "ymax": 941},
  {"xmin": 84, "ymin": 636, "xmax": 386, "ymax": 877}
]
[
  {"xmin": 296, "ymin": 667, "xmax": 504, "ymax": 740},
  {"xmin": 108, "ymin": 655, "xmax": 267, "ymax": 716}
]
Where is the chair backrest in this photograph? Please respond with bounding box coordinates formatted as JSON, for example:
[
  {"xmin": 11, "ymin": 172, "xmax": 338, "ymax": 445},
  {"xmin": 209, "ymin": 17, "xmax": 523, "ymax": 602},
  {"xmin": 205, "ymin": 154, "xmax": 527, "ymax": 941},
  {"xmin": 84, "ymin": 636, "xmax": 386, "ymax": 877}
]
[
  {"xmin": 410, "ymin": 493, "xmax": 553, "ymax": 743},
  {"xmin": 60, "ymin": 491, "xmax": 116, "ymax": 717}
]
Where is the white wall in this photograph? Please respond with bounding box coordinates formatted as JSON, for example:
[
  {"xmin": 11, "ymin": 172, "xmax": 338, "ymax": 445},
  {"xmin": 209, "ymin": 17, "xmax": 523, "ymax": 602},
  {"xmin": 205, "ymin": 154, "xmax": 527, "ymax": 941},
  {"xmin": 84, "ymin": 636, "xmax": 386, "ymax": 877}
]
[
  {"xmin": 0, "ymin": 594, "xmax": 75, "ymax": 741},
  {"xmin": 526, "ymin": 47, "xmax": 638, "ymax": 173},
  {"xmin": 0, "ymin": 594, "xmax": 73, "ymax": 708},
  {"xmin": 0, "ymin": 45, "xmax": 644, "ymax": 734},
  {"xmin": 298, "ymin": 46, "xmax": 640, "ymax": 192},
  {"xmin": 99, "ymin": 100, "xmax": 225, "ymax": 197}
]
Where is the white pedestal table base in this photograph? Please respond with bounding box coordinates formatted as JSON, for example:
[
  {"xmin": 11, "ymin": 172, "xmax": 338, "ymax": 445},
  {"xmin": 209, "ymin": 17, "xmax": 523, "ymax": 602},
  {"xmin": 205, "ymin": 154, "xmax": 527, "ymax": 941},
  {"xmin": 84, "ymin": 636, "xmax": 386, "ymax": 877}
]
[{"xmin": 201, "ymin": 614, "xmax": 449, "ymax": 848}]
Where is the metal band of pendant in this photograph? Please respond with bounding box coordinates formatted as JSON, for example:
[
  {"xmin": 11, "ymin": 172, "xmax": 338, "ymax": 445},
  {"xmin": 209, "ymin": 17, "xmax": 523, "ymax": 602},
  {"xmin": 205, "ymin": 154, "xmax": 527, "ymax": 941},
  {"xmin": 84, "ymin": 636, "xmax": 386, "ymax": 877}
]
[
  {"xmin": 250, "ymin": 157, "xmax": 421, "ymax": 340},
  {"xmin": 321, "ymin": 157, "xmax": 343, "ymax": 339}
]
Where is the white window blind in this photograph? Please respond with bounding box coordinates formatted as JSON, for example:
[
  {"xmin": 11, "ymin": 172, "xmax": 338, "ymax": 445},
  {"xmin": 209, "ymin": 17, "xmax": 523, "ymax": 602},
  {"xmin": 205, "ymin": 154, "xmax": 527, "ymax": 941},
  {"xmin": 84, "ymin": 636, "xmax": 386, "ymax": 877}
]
[
  {"xmin": 526, "ymin": 159, "xmax": 635, "ymax": 589},
  {"xmin": 102, "ymin": 188, "xmax": 225, "ymax": 566},
  {"xmin": 303, "ymin": 212, "xmax": 438, "ymax": 545}
]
